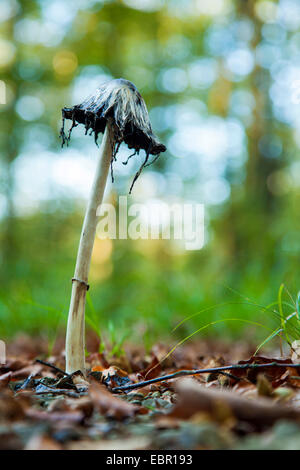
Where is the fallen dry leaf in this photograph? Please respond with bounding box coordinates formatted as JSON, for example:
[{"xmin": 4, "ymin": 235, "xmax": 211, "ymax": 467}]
[
  {"xmin": 1, "ymin": 357, "xmax": 30, "ymax": 373},
  {"xmin": 89, "ymin": 381, "xmax": 141, "ymax": 419},
  {"xmin": 24, "ymin": 434, "xmax": 63, "ymax": 450},
  {"xmin": 0, "ymin": 390, "xmax": 28, "ymax": 421},
  {"xmin": 2, "ymin": 336, "xmax": 300, "ymax": 450},
  {"xmin": 171, "ymin": 378, "xmax": 300, "ymax": 429},
  {"xmin": 235, "ymin": 356, "xmax": 294, "ymax": 385},
  {"xmin": 66, "ymin": 436, "xmax": 150, "ymax": 450},
  {"xmin": 0, "ymin": 371, "xmax": 12, "ymax": 389},
  {"xmin": 48, "ymin": 396, "xmax": 93, "ymax": 418},
  {"xmin": 11, "ymin": 363, "xmax": 43, "ymax": 380},
  {"xmin": 25, "ymin": 408, "xmax": 84, "ymax": 424},
  {"xmin": 139, "ymin": 355, "xmax": 162, "ymax": 380}
]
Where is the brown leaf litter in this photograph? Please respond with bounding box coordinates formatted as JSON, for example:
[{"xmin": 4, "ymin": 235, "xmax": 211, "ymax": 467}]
[{"xmin": 2, "ymin": 336, "xmax": 300, "ymax": 449}]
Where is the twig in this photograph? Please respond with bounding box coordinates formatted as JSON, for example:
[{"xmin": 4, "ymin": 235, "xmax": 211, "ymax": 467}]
[
  {"xmin": 112, "ymin": 361, "xmax": 300, "ymax": 392},
  {"xmin": 35, "ymin": 359, "xmax": 70, "ymax": 377}
]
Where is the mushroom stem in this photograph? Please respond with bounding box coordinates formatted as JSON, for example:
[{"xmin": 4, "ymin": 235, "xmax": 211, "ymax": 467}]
[{"xmin": 65, "ymin": 121, "xmax": 115, "ymax": 375}]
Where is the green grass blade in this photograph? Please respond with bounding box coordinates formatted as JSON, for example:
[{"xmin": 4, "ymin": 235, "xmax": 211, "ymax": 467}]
[
  {"xmin": 296, "ymin": 292, "xmax": 300, "ymax": 321},
  {"xmin": 254, "ymin": 328, "xmax": 283, "ymax": 355},
  {"xmin": 254, "ymin": 310, "xmax": 298, "ymax": 355},
  {"xmin": 172, "ymin": 299, "xmax": 299, "ymax": 337},
  {"xmin": 164, "ymin": 318, "xmax": 274, "ymax": 366},
  {"xmin": 278, "ymin": 283, "xmax": 291, "ymax": 346}
]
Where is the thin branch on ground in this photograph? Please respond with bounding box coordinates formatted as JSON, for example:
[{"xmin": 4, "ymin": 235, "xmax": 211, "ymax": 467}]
[
  {"xmin": 35, "ymin": 359, "xmax": 70, "ymax": 377},
  {"xmin": 111, "ymin": 362, "xmax": 300, "ymax": 392}
]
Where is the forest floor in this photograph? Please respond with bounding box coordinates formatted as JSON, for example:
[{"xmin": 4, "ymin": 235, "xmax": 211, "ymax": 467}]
[{"xmin": 2, "ymin": 334, "xmax": 300, "ymax": 450}]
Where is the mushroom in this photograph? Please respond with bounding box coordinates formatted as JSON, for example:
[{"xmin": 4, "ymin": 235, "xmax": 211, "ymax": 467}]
[{"xmin": 60, "ymin": 78, "xmax": 166, "ymax": 375}]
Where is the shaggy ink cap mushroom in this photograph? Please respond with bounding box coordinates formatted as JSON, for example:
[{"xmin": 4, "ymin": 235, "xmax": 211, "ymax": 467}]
[
  {"xmin": 60, "ymin": 78, "xmax": 166, "ymax": 192},
  {"xmin": 63, "ymin": 79, "xmax": 167, "ymax": 375}
]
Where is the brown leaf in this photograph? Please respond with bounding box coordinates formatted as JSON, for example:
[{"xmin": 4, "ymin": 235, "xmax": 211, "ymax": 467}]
[
  {"xmin": 1, "ymin": 358, "xmax": 29, "ymax": 373},
  {"xmin": 0, "ymin": 390, "xmax": 28, "ymax": 421},
  {"xmin": 25, "ymin": 408, "xmax": 84, "ymax": 424},
  {"xmin": 6, "ymin": 334, "xmax": 47, "ymax": 359},
  {"xmin": 89, "ymin": 382, "xmax": 140, "ymax": 419},
  {"xmin": 236, "ymin": 356, "xmax": 293, "ymax": 384},
  {"xmin": 24, "ymin": 435, "xmax": 63, "ymax": 450},
  {"xmin": 151, "ymin": 343, "xmax": 175, "ymax": 368},
  {"xmin": 287, "ymin": 368, "xmax": 300, "ymax": 388},
  {"xmin": 94, "ymin": 365, "xmax": 133, "ymax": 389},
  {"xmin": 66, "ymin": 436, "xmax": 150, "ymax": 450},
  {"xmin": 11, "ymin": 363, "xmax": 43, "ymax": 380},
  {"xmin": 48, "ymin": 396, "xmax": 94, "ymax": 418},
  {"xmin": 139, "ymin": 355, "xmax": 162, "ymax": 380},
  {"xmin": 0, "ymin": 371, "xmax": 12, "ymax": 389},
  {"xmin": 171, "ymin": 378, "xmax": 300, "ymax": 429},
  {"xmin": 155, "ymin": 415, "xmax": 181, "ymax": 430},
  {"xmin": 88, "ymin": 352, "xmax": 110, "ymax": 370}
]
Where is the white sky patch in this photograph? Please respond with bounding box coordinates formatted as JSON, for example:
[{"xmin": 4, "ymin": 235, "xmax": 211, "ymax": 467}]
[
  {"xmin": 270, "ymin": 64, "xmax": 300, "ymax": 125},
  {"xmin": 39, "ymin": 0, "xmax": 77, "ymax": 27},
  {"xmin": 278, "ymin": 0, "xmax": 300, "ymax": 31},
  {"xmin": 12, "ymin": 149, "xmax": 96, "ymax": 215},
  {"xmin": 158, "ymin": 68, "xmax": 188, "ymax": 94},
  {"xmin": 168, "ymin": 116, "xmax": 245, "ymax": 162},
  {"xmin": 205, "ymin": 24, "xmax": 235, "ymax": 57},
  {"xmin": 188, "ymin": 58, "xmax": 218, "ymax": 89},
  {"xmin": 14, "ymin": 18, "xmax": 65, "ymax": 47},
  {"xmin": 16, "ymin": 96, "xmax": 44, "ymax": 121},
  {"xmin": 233, "ymin": 19, "xmax": 254, "ymax": 43},
  {"xmin": 203, "ymin": 178, "xmax": 231, "ymax": 205},
  {"xmin": 129, "ymin": 172, "xmax": 167, "ymax": 200},
  {"xmin": 262, "ymin": 23, "xmax": 286, "ymax": 45},
  {"xmin": 71, "ymin": 66, "xmax": 112, "ymax": 103},
  {"xmin": 0, "ymin": 0, "xmax": 19, "ymax": 23},
  {"xmin": 256, "ymin": 43, "xmax": 282, "ymax": 69},
  {"xmin": 225, "ymin": 48, "xmax": 255, "ymax": 77}
]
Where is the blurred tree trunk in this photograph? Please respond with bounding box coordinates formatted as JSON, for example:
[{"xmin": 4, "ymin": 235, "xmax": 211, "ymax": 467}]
[
  {"xmin": 219, "ymin": 1, "xmax": 284, "ymax": 272},
  {"xmin": 0, "ymin": 13, "xmax": 21, "ymax": 276}
]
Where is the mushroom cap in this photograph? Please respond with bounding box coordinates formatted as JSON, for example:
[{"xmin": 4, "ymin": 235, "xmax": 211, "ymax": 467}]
[{"xmin": 61, "ymin": 78, "xmax": 166, "ymax": 156}]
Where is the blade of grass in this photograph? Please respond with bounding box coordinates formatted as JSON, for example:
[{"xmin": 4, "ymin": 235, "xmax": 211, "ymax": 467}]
[
  {"xmin": 162, "ymin": 318, "xmax": 274, "ymax": 369},
  {"xmin": 222, "ymin": 284, "xmax": 300, "ymax": 339},
  {"xmin": 296, "ymin": 292, "xmax": 300, "ymax": 321},
  {"xmin": 278, "ymin": 283, "xmax": 291, "ymax": 346},
  {"xmin": 172, "ymin": 300, "xmax": 300, "ymax": 338},
  {"xmin": 255, "ymin": 311, "xmax": 298, "ymax": 355}
]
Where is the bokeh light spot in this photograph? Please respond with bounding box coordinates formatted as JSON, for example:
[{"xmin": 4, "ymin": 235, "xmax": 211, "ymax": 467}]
[
  {"xmin": 16, "ymin": 96, "xmax": 45, "ymax": 121},
  {"xmin": 0, "ymin": 40, "xmax": 16, "ymax": 67},
  {"xmin": 53, "ymin": 50, "xmax": 78, "ymax": 76},
  {"xmin": 158, "ymin": 68, "xmax": 188, "ymax": 93},
  {"xmin": 255, "ymin": 1, "xmax": 278, "ymax": 23}
]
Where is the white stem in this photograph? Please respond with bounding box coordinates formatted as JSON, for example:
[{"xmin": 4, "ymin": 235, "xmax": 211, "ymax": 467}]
[{"xmin": 65, "ymin": 121, "xmax": 115, "ymax": 375}]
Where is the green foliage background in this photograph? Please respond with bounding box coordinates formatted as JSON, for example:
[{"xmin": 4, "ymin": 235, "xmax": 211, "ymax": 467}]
[{"xmin": 0, "ymin": 0, "xmax": 300, "ymax": 349}]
